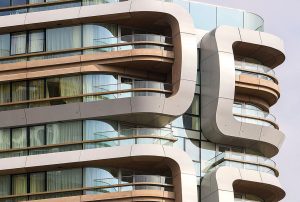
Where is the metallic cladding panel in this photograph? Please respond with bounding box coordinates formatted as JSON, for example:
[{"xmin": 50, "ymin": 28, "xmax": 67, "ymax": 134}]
[{"xmin": 200, "ymin": 25, "xmax": 286, "ymax": 158}]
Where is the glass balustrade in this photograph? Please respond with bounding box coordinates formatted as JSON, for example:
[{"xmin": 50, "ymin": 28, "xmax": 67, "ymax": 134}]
[
  {"xmin": 0, "ymin": 74, "xmax": 172, "ymax": 111},
  {"xmin": 204, "ymin": 151, "xmax": 277, "ymax": 176},
  {"xmin": 233, "ymin": 103, "xmax": 277, "ymax": 128},
  {"xmin": 0, "ymin": 0, "xmax": 264, "ymax": 32},
  {"xmin": 0, "ymin": 121, "xmax": 175, "ymax": 159},
  {"xmin": 0, "ymin": 167, "xmax": 173, "ymax": 201},
  {"xmin": 0, "ymin": 33, "xmax": 173, "ymax": 64},
  {"xmin": 235, "ymin": 60, "xmax": 277, "ymax": 83}
]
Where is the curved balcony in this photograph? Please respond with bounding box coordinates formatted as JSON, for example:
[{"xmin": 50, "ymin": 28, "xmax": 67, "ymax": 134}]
[
  {"xmin": 204, "ymin": 151, "xmax": 278, "ymax": 177},
  {"xmin": 0, "ymin": 167, "xmax": 173, "ymax": 202},
  {"xmin": 235, "ymin": 60, "xmax": 280, "ymax": 107},
  {"xmin": 0, "ymin": 34, "xmax": 172, "ymax": 65},
  {"xmin": 232, "ymin": 103, "xmax": 278, "ymax": 129},
  {"xmin": 235, "ymin": 60, "xmax": 277, "ymax": 83},
  {"xmin": 0, "ymin": 77, "xmax": 172, "ymax": 111},
  {"xmin": 0, "ymin": 127, "xmax": 176, "ymax": 159}
]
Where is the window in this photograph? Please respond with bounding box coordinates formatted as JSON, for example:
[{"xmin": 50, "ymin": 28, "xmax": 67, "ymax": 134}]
[
  {"xmin": 83, "ymin": 74, "xmax": 118, "ymax": 101},
  {"xmin": 28, "ymin": 30, "xmax": 44, "ymax": 53},
  {"xmin": 46, "ymin": 26, "xmax": 81, "ymax": 51},
  {"xmin": 172, "ymin": 115, "xmax": 200, "ymax": 131},
  {"xmin": 0, "ymin": 1, "xmax": 10, "ymax": 7},
  {"xmin": 0, "ymin": 34, "xmax": 10, "ymax": 57},
  {"xmin": 12, "ymin": 0, "xmax": 27, "ymax": 6},
  {"xmin": 187, "ymin": 95, "xmax": 199, "ymax": 116},
  {"xmin": 47, "ymin": 121, "xmax": 82, "ymax": 145},
  {"xmin": 47, "ymin": 168, "xmax": 82, "ymax": 191},
  {"xmin": 11, "ymin": 32, "xmax": 27, "ymax": 55},
  {"xmin": 217, "ymin": 7, "xmax": 244, "ymax": 28},
  {"xmin": 185, "ymin": 139, "xmax": 200, "ymax": 161},
  {"xmin": 83, "ymin": 120, "xmax": 118, "ymax": 149},
  {"xmin": 190, "ymin": 2, "xmax": 217, "ymax": 30},
  {"xmin": 30, "ymin": 172, "xmax": 46, "ymax": 193},
  {"xmin": 12, "ymin": 174, "xmax": 27, "ymax": 195}
]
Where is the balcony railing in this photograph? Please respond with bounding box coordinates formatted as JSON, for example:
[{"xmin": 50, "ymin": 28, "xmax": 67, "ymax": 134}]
[
  {"xmin": 0, "ymin": 128, "xmax": 176, "ymax": 159},
  {"xmin": 235, "ymin": 61, "xmax": 277, "ymax": 83},
  {"xmin": 0, "ymin": 34, "xmax": 173, "ymax": 64},
  {"xmin": 0, "ymin": 174, "xmax": 173, "ymax": 202},
  {"xmin": 232, "ymin": 104, "xmax": 278, "ymax": 129},
  {"xmin": 0, "ymin": 81, "xmax": 172, "ymax": 111},
  {"xmin": 204, "ymin": 151, "xmax": 278, "ymax": 176}
]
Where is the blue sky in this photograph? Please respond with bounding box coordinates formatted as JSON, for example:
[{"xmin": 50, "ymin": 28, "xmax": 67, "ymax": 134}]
[{"xmin": 195, "ymin": 0, "xmax": 300, "ymax": 201}]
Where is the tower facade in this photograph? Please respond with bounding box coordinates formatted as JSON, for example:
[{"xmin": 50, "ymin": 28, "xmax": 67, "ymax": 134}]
[{"xmin": 0, "ymin": 1, "xmax": 285, "ymax": 202}]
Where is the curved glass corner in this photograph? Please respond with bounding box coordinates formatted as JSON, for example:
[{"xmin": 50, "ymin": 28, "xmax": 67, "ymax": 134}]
[{"xmin": 163, "ymin": 0, "xmax": 264, "ymax": 31}]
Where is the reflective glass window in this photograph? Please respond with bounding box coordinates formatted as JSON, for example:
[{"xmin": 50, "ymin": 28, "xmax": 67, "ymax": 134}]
[
  {"xmin": 201, "ymin": 141, "xmax": 216, "ymax": 175},
  {"xmin": 83, "ymin": 120, "xmax": 118, "ymax": 149},
  {"xmin": 185, "ymin": 139, "xmax": 200, "ymax": 161},
  {"xmin": 190, "ymin": 2, "xmax": 217, "ymax": 30},
  {"xmin": 244, "ymin": 12, "xmax": 264, "ymax": 31},
  {"xmin": 0, "ymin": 34, "xmax": 10, "ymax": 57},
  {"xmin": 83, "ymin": 74, "xmax": 118, "ymax": 101},
  {"xmin": 46, "ymin": 25, "xmax": 81, "ymax": 51},
  {"xmin": 172, "ymin": 0, "xmax": 189, "ymax": 11},
  {"xmin": 12, "ymin": 81, "xmax": 27, "ymax": 104},
  {"xmin": 217, "ymin": 7, "xmax": 243, "ymax": 28},
  {"xmin": 11, "ymin": 32, "xmax": 27, "ymax": 55},
  {"xmin": 172, "ymin": 115, "xmax": 200, "ymax": 131}
]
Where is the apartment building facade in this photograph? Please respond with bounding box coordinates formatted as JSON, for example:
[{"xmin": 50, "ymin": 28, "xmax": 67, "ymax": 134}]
[{"xmin": 0, "ymin": 0, "xmax": 285, "ymax": 202}]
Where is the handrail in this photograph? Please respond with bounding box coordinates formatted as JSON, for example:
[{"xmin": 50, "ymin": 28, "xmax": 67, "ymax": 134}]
[
  {"xmin": 0, "ymin": 34, "xmax": 173, "ymax": 63},
  {"xmin": 235, "ymin": 61, "xmax": 278, "ymax": 84},
  {"xmin": 232, "ymin": 105, "xmax": 278, "ymax": 129},
  {"xmin": 0, "ymin": 81, "xmax": 172, "ymax": 108},
  {"xmin": 233, "ymin": 113, "xmax": 278, "ymax": 129},
  {"xmin": 204, "ymin": 151, "xmax": 278, "ymax": 176},
  {"xmin": 0, "ymin": 128, "xmax": 176, "ymax": 154},
  {"xmin": 0, "ymin": 179, "xmax": 173, "ymax": 200}
]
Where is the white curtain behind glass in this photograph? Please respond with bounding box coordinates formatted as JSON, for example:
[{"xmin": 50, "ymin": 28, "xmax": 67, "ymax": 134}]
[
  {"xmin": 0, "ymin": 83, "xmax": 10, "ymax": 104},
  {"xmin": 29, "ymin": 30, "xmax": 44, "ymax": 53},
  {"xmin": 0, "ymin": 129, "xmax": 10, "ymax": 150},
  {"xmin": 46, "ymin": 26, "xmax": 81, "ymax": 51},
  {"xmin": 11, "ymin": 32, "xmax": 26, "ymax": 55},
  {"xmin": 47, "ymin": 168, "xmax": 82, "ymax": 191},
  {"xmin": 12, "ymin": 174, "xmax": 27, "ymax": 195},
  {"xmin": 30, "ymin": 173, "xmax": 45, "ymax": 193},
  {"xmin": 0, "ymin": 175, "xmax": 10, "ymax": 196},
  {"xmin": 46, "ymin": 121, "xmax": 82, "ymax": 145},
  {"xmin": 12, "ymin": 128, "xmax": 26, "ymax": 149}
]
